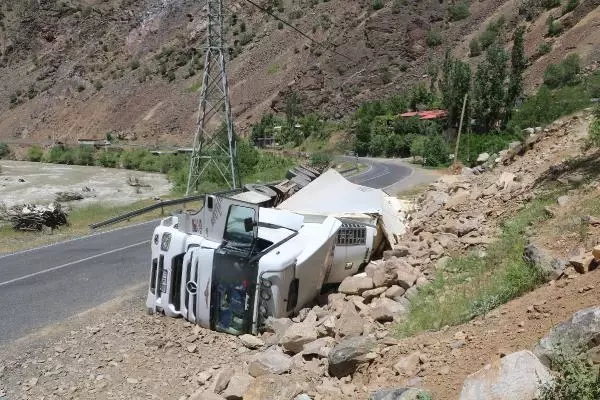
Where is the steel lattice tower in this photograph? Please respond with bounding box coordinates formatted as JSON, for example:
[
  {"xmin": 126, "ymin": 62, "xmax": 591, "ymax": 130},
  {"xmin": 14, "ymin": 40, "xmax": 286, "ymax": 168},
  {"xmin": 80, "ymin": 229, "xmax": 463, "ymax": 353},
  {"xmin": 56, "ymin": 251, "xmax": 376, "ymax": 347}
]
[{"xmin": 186, "ymin": 0, "xmax": 238, "ymax": 195}]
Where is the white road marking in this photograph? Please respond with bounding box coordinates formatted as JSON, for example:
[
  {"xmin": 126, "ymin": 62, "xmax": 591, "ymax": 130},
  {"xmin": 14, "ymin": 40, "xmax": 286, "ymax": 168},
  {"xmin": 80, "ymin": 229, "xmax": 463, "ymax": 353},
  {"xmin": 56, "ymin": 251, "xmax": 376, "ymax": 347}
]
[
  {"xmin": 0, "ymin": 219, "xmax": 157, "ymax": 260},
  {"xmin": 354, "ymin": 166, "xmax": 391, "ymax": 183},
  {"xmin": 0, "ymin": 240, "xmax": 149, "ymax": 288}
]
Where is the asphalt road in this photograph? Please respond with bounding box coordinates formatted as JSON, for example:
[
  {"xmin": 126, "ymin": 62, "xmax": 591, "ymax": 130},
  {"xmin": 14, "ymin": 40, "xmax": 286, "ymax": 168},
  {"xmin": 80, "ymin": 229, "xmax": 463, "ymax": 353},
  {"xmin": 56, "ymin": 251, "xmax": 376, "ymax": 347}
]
[{"xmin": 0, "ymin": 158, "xmax": 414, "ymax": 344}]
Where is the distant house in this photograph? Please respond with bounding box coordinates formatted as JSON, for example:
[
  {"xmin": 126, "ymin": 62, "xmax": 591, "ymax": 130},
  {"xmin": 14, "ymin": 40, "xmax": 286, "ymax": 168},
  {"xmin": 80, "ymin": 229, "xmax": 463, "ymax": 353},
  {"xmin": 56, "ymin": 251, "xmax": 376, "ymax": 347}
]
[
  {"xmin": 399, "ymin": 109, "xmax": 448, "ymax": 120},
  {"xmin": 77, "ymin": 138, "xmax": 111, "ymax": 148}
]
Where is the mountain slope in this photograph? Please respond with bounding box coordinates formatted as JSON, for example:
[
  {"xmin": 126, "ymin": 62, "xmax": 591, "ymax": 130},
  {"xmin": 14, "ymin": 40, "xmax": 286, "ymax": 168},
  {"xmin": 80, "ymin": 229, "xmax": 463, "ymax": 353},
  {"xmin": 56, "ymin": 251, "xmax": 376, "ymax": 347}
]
[{"xmin": 0, "ymin": 0, "xmax": 598, "ymax": 147}]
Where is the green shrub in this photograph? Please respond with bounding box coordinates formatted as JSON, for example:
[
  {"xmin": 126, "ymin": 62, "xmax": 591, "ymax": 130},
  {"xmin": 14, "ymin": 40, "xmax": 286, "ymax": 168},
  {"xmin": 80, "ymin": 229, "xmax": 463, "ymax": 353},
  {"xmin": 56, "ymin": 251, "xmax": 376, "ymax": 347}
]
[
  {"xmin": 0, "ymin": 142, "xmax": 9, "ymax": 158},
  {"xmin": 588, "ymin": 116, "xmax": 600, "ymax": 148},
  {"xmin": 469, "ymin": 38, "xmax": 481, "ymax": 57},
  {"xmin": 543, "ymin": 53, "xmax": 580, "ymax": 88},
  {"xmin": 94, "ymin": 81, "xmax": 103, "ymax": 91},
  {"xmin": 448, "ymin": 1, "xmax": 470, "ymax": 21},
  {"xmin": 27, "ymin": 146, "xmax": 44, "ymax": 162},
  {"xmin": 392, "ymin": 0, "xmax": 403, "ymax": 13},
  {"xmin": 410, "ymin": 135, "xmax": 427, "ymax": 160},
  {"xmin": 423, "ymin": 134, "xmax": 450, "ymax": 166},
  {"xmin": 73, "ymin": 145, "xmax": 94, "ymax": 166},
  {"xmin": 548, "ymin": 18, "xmax": 563, "ymax": 36},
  {"xmin": 544, "ymin": 0, "xmax": 561, "ymax": 9},
  {"xmin": 310, "ymin": 151, "xmax": 333, "ymax": 167},
  {"xmin": 130, "ymin": 59, "xmax": 140, "ymax": 70},
  {"xmin": 44, "ymin": 145, "xmax": 75, "ymax": 164},
  {"xmin": 277, "ymin": 21, "xmax": 283, "ymax": 29},
  {"xmin": 563, "ymin": 0, "xmax": 578, "ymax": 13},
  {"xmin": 539, "ymin": 350, "xmax": 600, "ymax": 400},
  {"xmin": 97, "ymin": 151, "xmax": 120, "ymax": 168},
  {"xmin": 372, "ymin": 0, "xmax": 383, "ymax": 10},
  {"xmin": 426, "ymin": 30, "xmax": 442, "ymax": 47},
  {"xmin": 537, "ymin": 42, "xmax": 552, "ymax": 56},
  {"xmin": 77, "ymin": 84, "xmax": 86, "ymax": 92}
]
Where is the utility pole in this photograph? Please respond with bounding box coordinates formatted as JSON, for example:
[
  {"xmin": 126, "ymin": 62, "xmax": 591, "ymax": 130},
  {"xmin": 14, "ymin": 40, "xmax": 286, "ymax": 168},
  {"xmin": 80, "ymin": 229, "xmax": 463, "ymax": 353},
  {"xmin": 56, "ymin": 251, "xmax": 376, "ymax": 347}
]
[
  {"xmin": 453, "ymin": 93, "xmax": 468, "ymax": 166},
  {"xmin": 186, "ymin": 0, "xmax": 238, "ymax": 195}
]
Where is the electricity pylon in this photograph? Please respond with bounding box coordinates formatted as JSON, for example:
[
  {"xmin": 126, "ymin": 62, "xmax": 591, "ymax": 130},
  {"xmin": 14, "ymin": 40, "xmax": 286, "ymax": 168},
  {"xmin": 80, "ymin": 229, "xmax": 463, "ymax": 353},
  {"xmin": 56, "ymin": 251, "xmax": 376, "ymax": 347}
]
[{"xmin": 186, "ymin": 0, "xmax": 238, "ymax": 195}]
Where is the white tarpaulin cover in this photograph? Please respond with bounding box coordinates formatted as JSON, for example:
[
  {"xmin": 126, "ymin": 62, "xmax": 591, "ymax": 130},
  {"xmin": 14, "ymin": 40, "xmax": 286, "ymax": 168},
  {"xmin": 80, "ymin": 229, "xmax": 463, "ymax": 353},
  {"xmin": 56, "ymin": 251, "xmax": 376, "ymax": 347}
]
[
  {"xmin": 277, "ymin": 169, "xmax": 407, "ymax": 242},
  {"xmin": 278, "ymin": 169, "xmax": 383, "ymax": 215}
]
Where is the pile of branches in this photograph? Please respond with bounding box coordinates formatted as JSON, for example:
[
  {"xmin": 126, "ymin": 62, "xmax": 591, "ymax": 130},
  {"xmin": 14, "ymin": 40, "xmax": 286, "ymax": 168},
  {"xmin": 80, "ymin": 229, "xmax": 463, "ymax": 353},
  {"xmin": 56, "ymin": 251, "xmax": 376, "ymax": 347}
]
[{"xmin": 0, "ymin": 203, "xmax": 69, "ymax": 231}]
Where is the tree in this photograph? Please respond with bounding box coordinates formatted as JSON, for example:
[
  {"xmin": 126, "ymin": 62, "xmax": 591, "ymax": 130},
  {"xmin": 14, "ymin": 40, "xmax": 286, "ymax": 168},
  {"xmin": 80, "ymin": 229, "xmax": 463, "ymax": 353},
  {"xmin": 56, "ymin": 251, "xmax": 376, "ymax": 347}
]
[
  {"xmin": 473, "ymin": 44, "xmax": 509, "ymax": 131},
  {"xmin": 440, "ymin": 51, "xmax": 472, "ymax": 128},
  {"xmin": 506, "ymin": 26, "xmax": 527, "ymax": 123}
]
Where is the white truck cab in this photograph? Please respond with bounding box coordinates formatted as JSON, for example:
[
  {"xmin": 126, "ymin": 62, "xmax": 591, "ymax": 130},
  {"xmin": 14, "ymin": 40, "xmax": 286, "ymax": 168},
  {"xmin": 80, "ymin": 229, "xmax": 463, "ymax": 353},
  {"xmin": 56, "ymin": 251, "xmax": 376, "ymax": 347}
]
[{"xmin": 146, "ymin": 193, "xmax": 341, "ymax": 335}]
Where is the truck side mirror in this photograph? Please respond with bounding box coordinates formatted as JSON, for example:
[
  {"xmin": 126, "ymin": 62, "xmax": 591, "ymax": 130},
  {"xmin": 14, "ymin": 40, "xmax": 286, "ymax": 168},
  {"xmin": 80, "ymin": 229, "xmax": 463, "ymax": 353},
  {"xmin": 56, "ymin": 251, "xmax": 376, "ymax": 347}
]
[{"xmin": 244, "ymin": 217, "xmax": 254, "ymax": 232}]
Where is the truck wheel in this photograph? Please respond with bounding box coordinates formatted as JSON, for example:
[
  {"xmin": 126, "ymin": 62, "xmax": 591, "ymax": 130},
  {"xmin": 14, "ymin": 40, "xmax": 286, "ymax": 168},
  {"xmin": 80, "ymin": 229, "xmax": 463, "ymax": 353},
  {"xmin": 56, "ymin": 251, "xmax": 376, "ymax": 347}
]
[{"xmin": 146, "ymin": 307, "xmax": 154, "ymax": 316}]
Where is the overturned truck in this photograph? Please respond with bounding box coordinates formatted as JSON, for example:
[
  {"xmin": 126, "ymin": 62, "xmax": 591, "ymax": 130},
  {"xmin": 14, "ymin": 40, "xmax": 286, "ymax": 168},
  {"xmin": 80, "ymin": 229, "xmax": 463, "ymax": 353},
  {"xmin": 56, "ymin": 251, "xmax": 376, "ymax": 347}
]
[{"xmin": 146, "ymin": 169, "xmax": 406, "ymax": 335}]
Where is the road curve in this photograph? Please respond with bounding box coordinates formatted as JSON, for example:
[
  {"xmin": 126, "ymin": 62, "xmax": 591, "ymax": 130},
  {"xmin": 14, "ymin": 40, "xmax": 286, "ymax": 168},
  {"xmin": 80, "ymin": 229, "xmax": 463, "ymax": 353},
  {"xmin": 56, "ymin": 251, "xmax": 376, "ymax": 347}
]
[
  {"xmin": 0, "ymin": 159, "xmax": 415, "ymax": 344},
  {"xmin": 345, "ymin": 157, "xmax": 413, "ymax": 189}
]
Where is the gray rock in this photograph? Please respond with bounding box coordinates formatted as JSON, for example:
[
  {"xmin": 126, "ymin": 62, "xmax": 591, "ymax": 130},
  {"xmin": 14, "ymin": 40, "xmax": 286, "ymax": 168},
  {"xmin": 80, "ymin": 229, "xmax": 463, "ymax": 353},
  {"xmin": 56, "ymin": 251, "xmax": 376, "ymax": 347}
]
[
  {"xmin": 523, "ymin": 243, "xmax": 566, "ymax": 281},
  {"xmin": 244, "ymin": 374, "xmax": 306, "ymax": 400},
  {"xmin": 239, "ymin": 334, "xmax": 264, "ymax": 350},
  {"xmin": 338, "ymin": 275, "xmax": 373, "ymax": 295},
  {"xmin": 248, "ymin": 350, "xmax": 292, "ymax": 377},
  {"xmin": 328, "ymin": 336, "xmax": 376, "ymax": 378},
  {"xmin": 212, "ymin": 367, "xmax": 234, "ymax": 394},
  {"xmin": 393, "ymin": 351, "xmax": 422, "ymax": 377},
  {"xmin": 383, "ymin": 247, "xmax": 410, "ymax": 259},
  {"xmin": 335, "ymin": 302, "xmax": 364, "ymax": 338},
  {"xmin": 370, "ymin": 388, "xmax": 429, "ymax": 400},
  {"xmin": 557, "ymin": 195, "xmax": 570, "ymax": 207},
  {"xmin": 396, "ymin": 266, "xmax": 418, "ymax": 290},
  {"xmin": 362, "ymin": 286, "xmax": 387, "ymax": 300},
  {"xmin": 222, "ymin": 374, "xmax": 255, "ymax": 400},
  {"xmin": 459, "ymin": 350, "xmax": 552, "ymax": 400},
  {"xmin": 279, "ymin": 323, "xmax": 318, "ymax": 354},
  {"xmin": 301, "ymin": 337, "xmax": 336, "ymax": 358},
  {"xmin": 189, "ymin": 391, "xmax": 226, "ymax": 400},
  {"xmin": 55, "ymin": 191, "xmax": 84, "ymax": 202},
  {"xmin": 384, "ymin": 285, "xmax": 406, "ymax": 300},
  {"xmin": 369, "ymin": 298, "xmax": 406, "ymax": 322},
  {"xmin": 523, "ymin": 127, "xmax": 535, "ymax": 135},
  {"xmin": 534, "ymin": 306, "xmax": 600, "ymax": 366},
  {"xmin": 476, "ymin": 152, "xmax": 490, "ymax": 164}
]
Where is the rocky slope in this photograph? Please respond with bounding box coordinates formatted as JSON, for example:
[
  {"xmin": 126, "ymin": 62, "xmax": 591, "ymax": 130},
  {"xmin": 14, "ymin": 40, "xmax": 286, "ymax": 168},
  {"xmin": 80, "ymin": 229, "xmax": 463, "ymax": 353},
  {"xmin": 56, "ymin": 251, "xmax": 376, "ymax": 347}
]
[
  {"xmin": 1, "ymin": 109, "xmax": 600, "ymax": 399},
  {"xmin": 0, "ymin": 0, "xmax": 598, "ymax": 146}
]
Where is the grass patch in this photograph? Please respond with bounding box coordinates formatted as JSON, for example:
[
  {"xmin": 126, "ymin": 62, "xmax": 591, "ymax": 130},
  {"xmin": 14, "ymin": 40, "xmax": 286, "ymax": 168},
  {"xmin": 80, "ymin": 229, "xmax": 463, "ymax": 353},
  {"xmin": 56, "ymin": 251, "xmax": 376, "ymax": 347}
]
[
  {"xmin": 395, "ymin": 194, "xmax": 556, "ymax": 337},
  {"xmin": 187, "ymin": 81, "xmax": 202, "ymax": 92},
  {"xmin": 395, "ymin": 183, "xmax": 430, "ymax": 200},
  {"xmin": 0, "ymin": 199, "xmax": 184, "ymax": 254}
]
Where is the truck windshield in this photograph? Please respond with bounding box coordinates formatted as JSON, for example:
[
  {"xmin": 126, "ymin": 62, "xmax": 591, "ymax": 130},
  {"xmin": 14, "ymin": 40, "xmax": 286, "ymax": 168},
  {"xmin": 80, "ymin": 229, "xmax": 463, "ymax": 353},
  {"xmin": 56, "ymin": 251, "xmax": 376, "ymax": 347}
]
[{"xmin": 224, "ymin": 205, "xmax": 255, "ymax": 246}]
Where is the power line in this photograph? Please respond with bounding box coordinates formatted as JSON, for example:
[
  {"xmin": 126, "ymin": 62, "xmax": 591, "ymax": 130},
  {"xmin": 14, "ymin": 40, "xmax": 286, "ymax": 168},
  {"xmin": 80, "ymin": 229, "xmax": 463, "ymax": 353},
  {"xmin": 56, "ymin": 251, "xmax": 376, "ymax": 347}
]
[{"xmin": 240, "ymin": 0, "xmax": 355, "ymax": 63}]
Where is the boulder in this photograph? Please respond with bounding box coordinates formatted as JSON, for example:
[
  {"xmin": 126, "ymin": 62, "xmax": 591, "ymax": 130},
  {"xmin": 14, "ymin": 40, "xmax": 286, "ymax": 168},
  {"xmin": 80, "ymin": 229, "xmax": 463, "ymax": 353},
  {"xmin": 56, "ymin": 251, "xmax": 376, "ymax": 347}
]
[
  {"xmin": 279, "ymin": 323, "xmax": 318, "ymax": 354},
  {"xmin": 392, "ymin": 351, "xmax": 422, "ymax": 377},
  {"xmin": 593, "ymin": 245, "xmax": 600, "ymax": 260},
  {"xmin": 248, "ymin": 350, "xmax": 292, "ymax": 377},
  {"xmin": 557, "ymin": 195, "xmax": 570, "ymax": 207},
  {"xmin": 222, "ymin": 374, "xmax": 255, "ymax": 400},
  {"xmin": 523, "ymin": 244, "xmax": 566, "ymax": 281},
  {"xmin": 362, "ymin": 286, "xmax": 388, "ymax": 300},
  {"xmin": 189, "ymin": 391, "xmax": 226, "ymax": 400},
  {"xmin": 370, "ymin": 388, "xmax": 430, "ymax": 400},
  {"xmin": 383, "ymin": 247, "xmax": 410, "ymax": 259},
  {"xmin": 370, "ymin": 261, "xmax": 398, "ymax": 288},
  {"xmin": 335, "ymin": 302, "xmax": 365, "ymax": 338},
  {"xmin": 384, "ymin": 285, "xmax": 406, "ymax": 300},
  {"xmin": 301, "ymin": 337, "xmax": 336, "ymax": 358},
  {"xmin": 212, "ymin": 367, "xmax": 235, "ymax": 394},
  {"xmin": 476, "ymin": 152, "xmax": 490, "ymax": 164},
  {"xmin": 396, "ymin": 267, "xmax": 418, "ymax": 290},
  {"xmin": 338, "ymin": 275, "xmax": 374, "ymax": 295},
  {"xmin": 369, "ymin": 298, "xmax": 406, "ymax": 322},
  {"xmin": 445, "ymin": 188, "xmax": 471, "ymax": 211},
  {"xmin": 534, "ymin": 306, "xmax": 600, "ymax": 366},
  {"xmin": 496, "ymin": 172, "xmax": 515, "ymax": 190},
  {"xmin": 328, "ymin": 336, "xmax": 376, "ymax": 378},
  {"xmin": 436, "ymin": 233, "xmax": 459, "ymax": 249},
  {"xmin": 243, "ymin": 375, "xmax": 306, "ymax": 400},
  {"xmin": 458, "ymin": 350, "xmax": 551, "ymax": 400},
  {"xmin": 239, "ymin": 334, "xmax": 264, "ymax": 349}
]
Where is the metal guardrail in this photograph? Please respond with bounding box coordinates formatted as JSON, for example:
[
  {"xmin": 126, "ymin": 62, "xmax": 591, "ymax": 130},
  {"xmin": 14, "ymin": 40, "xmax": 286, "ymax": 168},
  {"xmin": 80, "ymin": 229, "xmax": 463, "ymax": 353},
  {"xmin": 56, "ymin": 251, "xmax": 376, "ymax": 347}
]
[{"xmin": 89, "ymin": 187, "xmax": 242, "ymax": 230}]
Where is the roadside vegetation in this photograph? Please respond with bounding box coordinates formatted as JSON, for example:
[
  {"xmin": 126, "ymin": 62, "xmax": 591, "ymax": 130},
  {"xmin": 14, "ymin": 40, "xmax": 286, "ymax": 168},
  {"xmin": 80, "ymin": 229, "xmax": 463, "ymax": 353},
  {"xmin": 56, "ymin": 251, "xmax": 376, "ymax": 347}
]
[
  {"xmin": 21, "ymin": 139, "xmax": 295, "ymax": 195},
  {"xmin": 395, "ymin": 193, "xmax": 555, "ymax": 336},
  {"xmin": 539, "ymin": 349, "xmax": 600, "ymax": 400}
]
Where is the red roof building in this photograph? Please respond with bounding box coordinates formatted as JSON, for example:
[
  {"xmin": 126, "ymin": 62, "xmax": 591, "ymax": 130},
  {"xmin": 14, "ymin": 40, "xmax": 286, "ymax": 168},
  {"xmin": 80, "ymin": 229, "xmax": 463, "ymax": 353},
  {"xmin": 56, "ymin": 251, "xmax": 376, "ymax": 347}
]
[{"xmin": 400, "ymin": 109, "xmax": 448, "ymax": 120}]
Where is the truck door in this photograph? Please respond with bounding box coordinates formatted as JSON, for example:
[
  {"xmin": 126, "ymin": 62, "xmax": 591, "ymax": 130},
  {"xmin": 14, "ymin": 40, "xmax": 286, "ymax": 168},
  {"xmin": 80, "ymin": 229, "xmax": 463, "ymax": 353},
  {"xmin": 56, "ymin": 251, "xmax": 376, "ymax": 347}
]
[{"xmin": 202, "ymin": 195, "xmax": 259, "ymax": 244}]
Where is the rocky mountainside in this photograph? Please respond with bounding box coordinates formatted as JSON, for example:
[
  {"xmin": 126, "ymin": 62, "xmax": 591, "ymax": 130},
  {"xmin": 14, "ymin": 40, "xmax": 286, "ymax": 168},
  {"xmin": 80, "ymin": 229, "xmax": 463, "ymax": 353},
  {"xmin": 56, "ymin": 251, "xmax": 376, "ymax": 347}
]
[{"xmin": 0, "ymin": 0, "xmax": 598, "ymax": 147}]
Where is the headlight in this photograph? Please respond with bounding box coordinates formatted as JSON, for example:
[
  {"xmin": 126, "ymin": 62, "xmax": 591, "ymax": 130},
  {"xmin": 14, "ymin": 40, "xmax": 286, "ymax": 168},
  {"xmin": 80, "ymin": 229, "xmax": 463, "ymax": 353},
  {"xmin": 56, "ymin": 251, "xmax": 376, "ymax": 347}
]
[
  {"xmin": 161, "ymin": 233, "xmax": 172, "ymax": 251},
  {"xmin": 153, "ymin": 234, "xmax": 159, "ymax": 245},
  {"xmin": 260, "ymin": 289, "xmax": 271, "ymax": 301},
  {"xmin": 259, "ymin": 304, "xmax": 268, "ymax": 317},
  {"xmin": 260, "ymin": 278, "xmax": 272, "ymax": 288}
]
